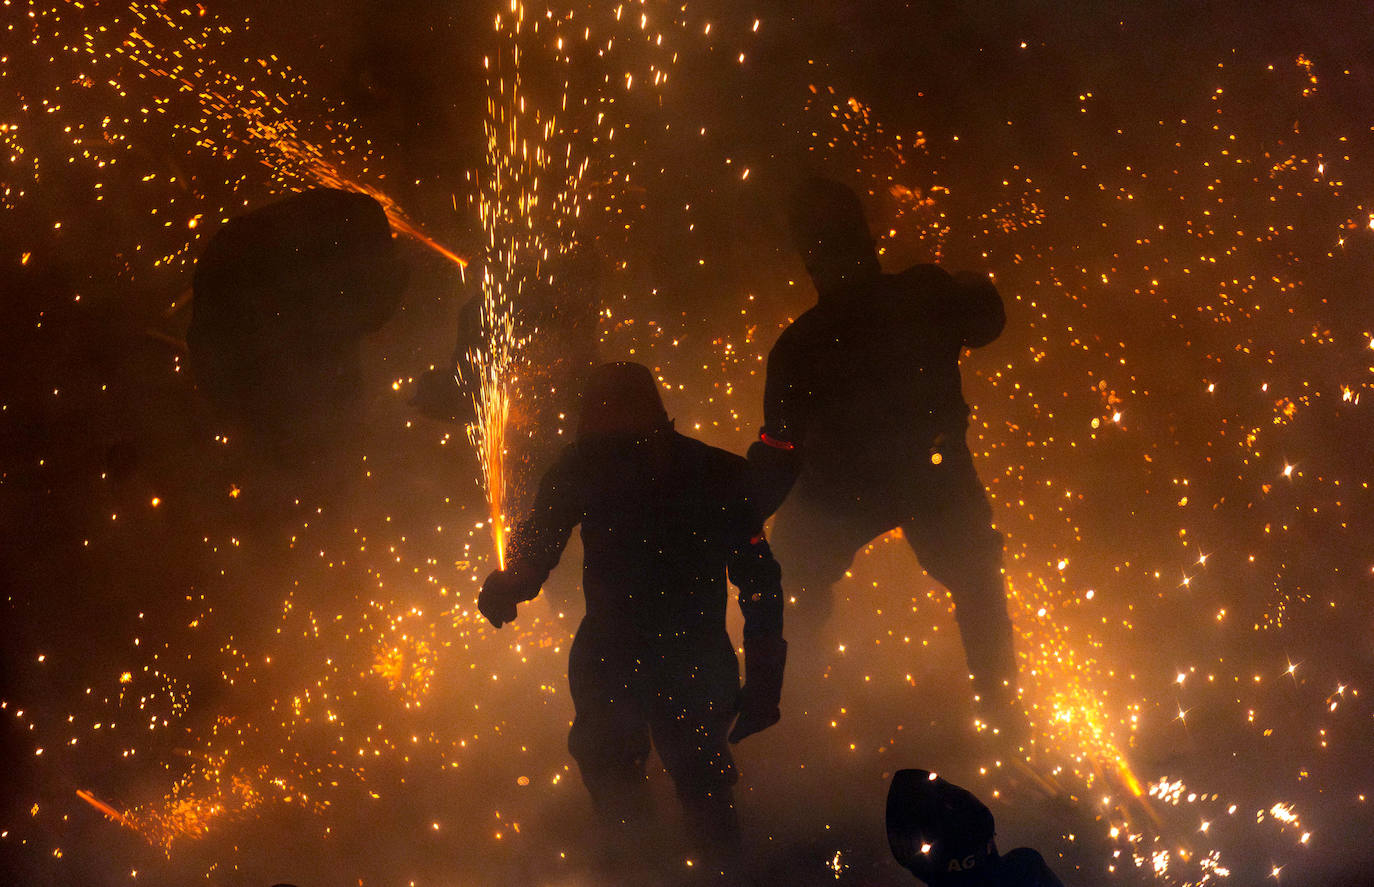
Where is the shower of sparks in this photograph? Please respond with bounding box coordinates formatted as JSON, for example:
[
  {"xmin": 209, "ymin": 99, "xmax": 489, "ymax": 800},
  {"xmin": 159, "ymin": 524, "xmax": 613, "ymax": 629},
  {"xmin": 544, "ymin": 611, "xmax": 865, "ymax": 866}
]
[
  {"xmin": 249, "ymin": 123, "xmax": 467, "ymax": 268},
  {"xmin": 1, "ymin": 0, "xmax": 461, "ymax": 279},
  {"xmin": 797, "ymin": 85, "xmax": 1171, "ymax": 825},
  {"xmin": 769, "ymin": 44, "xmax": 1372, "ymax": 883},
  {"xmin": 4, "ymin": 3, "xmax": 1374, "ymax": 886},
  {"xmin": 465, "ymin": 0, "xmax": 590, "ymax": 569},
  {"xmin": 119, "ymin": 774, "xmax": 262, "ymax": 857},
  {"xmin": 466, "ymin": 335, "xmax": 514, "ymax": 570},
  {"xmin": 4, "ymin": 1, "xmax": 751, "ymax": 866}
]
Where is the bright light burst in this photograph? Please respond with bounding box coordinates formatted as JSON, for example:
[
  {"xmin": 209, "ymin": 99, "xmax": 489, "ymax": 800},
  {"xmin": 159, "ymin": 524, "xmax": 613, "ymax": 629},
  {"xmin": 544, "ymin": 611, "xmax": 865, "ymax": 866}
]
[{"xmin": 465, "ymin": 1, "xmax": 588, "ymax": 570}]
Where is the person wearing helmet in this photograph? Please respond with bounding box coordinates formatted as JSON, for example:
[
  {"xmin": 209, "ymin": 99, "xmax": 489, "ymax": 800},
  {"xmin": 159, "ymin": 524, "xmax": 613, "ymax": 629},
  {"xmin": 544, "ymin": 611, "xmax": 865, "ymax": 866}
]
[
  {"xmin": 479, "ymin": 361, "xmax": 787, "ymax": 865},
  {"xmin": 887, "ymin": 769, "xmax": 1064, "ymax": 886},
  {"xmin": 750, "ymin": 177, "xmax": 1020, "ymax": 739},
  {"xmin": 188, "ymin": 187, "xmax": 407, "ymax": 464}
]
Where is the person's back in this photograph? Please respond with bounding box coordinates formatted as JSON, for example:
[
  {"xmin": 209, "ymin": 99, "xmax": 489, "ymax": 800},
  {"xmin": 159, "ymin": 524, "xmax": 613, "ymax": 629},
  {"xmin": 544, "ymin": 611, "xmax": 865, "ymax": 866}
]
[
  {"xmin": 516, "ymin": 428, "xmax": 767, "ymax": 643},
  {"xmin": 769, "ymin": 264, "xmax": 1002, "ymax": 499},
  {"xmin": 479, "ymin": 362, "xmax": 787, "ymax": 870}
]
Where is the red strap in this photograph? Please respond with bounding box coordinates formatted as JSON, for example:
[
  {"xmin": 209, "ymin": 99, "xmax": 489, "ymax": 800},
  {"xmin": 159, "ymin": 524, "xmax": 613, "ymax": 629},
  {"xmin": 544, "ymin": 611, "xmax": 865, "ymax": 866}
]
[{"xmin": 759, "ymin": 431, "xmax": 795, "ymax": 451}]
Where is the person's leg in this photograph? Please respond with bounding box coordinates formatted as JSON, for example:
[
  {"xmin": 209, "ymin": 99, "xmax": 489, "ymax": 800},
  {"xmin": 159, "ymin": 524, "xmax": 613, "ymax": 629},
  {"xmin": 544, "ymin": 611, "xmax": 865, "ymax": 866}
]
[
  {"xmin": 648, "ymin": 641, "xmax": 743, "ymax": 862},
  {"xmin": 768, "ymin": 492, "xmax": 886, "ymax": 643},
  {"xmin": 567, "ymin": 629, "xmax": 654, "ymax": 828},
  {"xmin": 899, "ymin": 448, "xmax": 1019, "ymax": 723}
]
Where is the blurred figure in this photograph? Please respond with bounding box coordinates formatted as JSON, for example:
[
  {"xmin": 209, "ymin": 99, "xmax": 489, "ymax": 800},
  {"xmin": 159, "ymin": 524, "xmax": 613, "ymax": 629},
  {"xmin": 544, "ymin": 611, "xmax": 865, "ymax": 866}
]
[
  {"xmin": 887, "ymin": 769, "xmax": 1064, "ymax": 886},
  {"xmin": 479, "ymin": 362, "xmax": 786, "ymax": 868},
  {"xmin": 188, "ymin": 188, "xmax": 406, "ymax": 464},
  {"xmin": 411, "ymin": 246, "xmax": 601, "ymax": 476},
  {"xmin": 751, "ymin": 177, "xmax": 1020, "ymax": 735}
]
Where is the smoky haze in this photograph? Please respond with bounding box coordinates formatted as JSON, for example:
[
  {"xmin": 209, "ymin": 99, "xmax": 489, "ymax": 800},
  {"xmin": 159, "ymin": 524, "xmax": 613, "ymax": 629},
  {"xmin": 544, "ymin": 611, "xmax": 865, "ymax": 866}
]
[{"xmin": 3, "ymin": 1, "xmax": 1374, "ymax": 885}]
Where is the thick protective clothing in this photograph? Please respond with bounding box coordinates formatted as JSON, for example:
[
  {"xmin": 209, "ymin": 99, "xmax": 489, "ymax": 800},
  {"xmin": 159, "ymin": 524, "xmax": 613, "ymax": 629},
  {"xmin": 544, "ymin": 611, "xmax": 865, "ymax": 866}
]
[
  {"xmin": 754, "ymin": 262, "xmax": 1016, "ymax": 706},
  {"xmin": 497, "ymin": 425, "xmax": 784, "ymax": 846},
  {"xmin": 729, "ymin": 633, "xmax": 787, "ymax": 742},
  {"xmin": 758, "ymin": 264, "xmax": 1003, "ymax": 496},
  {"xmin": 509, "ymin": 431, "xmax": 783, "ymax": 641}
]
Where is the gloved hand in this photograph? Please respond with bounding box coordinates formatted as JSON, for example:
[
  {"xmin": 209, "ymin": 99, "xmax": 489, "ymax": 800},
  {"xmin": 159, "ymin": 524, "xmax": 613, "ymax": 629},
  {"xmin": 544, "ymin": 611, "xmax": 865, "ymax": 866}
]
[
  {"xmin": 478, "ymin": 568, "xmax": 540, "ymax": 628},
  {"xmin": 729, "ymin": 634, "xmax": 787, "ymax": 743}
]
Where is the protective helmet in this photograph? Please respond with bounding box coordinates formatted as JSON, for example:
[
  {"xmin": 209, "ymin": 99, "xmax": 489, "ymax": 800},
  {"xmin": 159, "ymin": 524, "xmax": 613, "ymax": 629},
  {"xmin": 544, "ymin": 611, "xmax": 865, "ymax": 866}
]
[
  {"xmin": 191, "ymin": 187, "xmax": 405, "ymax": 341},
  {"xmin": 577, "ymin": 361, "xmax": 670, "ymax": 439},
  {"xmin": 887, "ymin": 769, "xmax": 996, "ymax": 883},
  {"xmin": 785, "ymin": 176, "xmax": 874, "ymax": 257}
]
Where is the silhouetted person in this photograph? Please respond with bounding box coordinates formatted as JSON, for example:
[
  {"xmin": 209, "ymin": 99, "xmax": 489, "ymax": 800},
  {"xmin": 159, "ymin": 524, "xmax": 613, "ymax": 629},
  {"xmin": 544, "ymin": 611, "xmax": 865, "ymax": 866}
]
[
  {"xmin": 188, "ymin": 188, "xmax": 406, "ymax": 464},
  {"xmin": 887, "ymin": 769, "xmax": 1064, "ymax": 886},
  {"xmin": 479, "ymin": 361, "xmax": 786, "ymax": 867},
  {"xmin": 750, "ymin": 177, "xmax": 1019, "ymax": 735}
]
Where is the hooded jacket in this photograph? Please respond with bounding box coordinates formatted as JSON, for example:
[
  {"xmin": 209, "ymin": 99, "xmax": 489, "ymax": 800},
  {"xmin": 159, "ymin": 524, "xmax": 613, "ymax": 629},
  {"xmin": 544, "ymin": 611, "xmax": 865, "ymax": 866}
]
[
  {"xmin": 504, "ymin": 429, "xmax": 784, "ymax": 644},
  {"xmin": 760, "ymin": 264, "xmax": 1004, "ymax": 493}
]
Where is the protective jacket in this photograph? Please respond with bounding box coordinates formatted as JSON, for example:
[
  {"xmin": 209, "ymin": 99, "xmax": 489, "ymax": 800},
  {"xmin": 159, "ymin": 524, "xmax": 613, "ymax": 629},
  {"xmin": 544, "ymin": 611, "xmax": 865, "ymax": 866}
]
[
  {"xmin": 752, "ymin": 264, "xmax": 1003, "ymax": 514},
  {"xmin": 506, "ymin": 429, "xmax": 784, "ymax": 643}
]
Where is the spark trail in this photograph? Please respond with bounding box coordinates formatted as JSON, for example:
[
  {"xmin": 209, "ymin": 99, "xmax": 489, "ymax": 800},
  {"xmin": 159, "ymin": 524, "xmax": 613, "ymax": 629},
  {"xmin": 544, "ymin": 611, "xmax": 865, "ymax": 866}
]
[
  {"xmin": 1, "ymin": 0, "xmax": 462, "ymax": 279},
  {"xmin": 467, "ymin": 1, "xmax": 589, "ymax": 569}
]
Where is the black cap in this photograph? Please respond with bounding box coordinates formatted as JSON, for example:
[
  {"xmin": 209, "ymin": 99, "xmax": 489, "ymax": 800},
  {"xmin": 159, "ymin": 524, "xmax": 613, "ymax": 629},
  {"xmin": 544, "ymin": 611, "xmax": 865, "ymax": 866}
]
[{"xmin": 887, "ymin": 769, "xmax": 996, "ymax": 882}]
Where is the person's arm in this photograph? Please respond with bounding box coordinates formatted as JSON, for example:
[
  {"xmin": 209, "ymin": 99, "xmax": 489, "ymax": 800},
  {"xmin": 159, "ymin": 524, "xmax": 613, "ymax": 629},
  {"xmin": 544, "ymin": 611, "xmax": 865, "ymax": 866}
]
[
  {"xmin": 897, "ymin": 264, "xmax": 1005, "ymax": 350},
  {"xmin": 759, "ymin": 324, "xmax": 810, "ymax": 448},
  {"xmin": 748, "ymin": 326, "xmax": 807, "ymax": 517},
  {"xmin": 728, "ymin": 529, "xmax": 784, "ymax": 640},
  {"xmin": 726, "ymin": 493, "xmax": 786, "ymax": 742},
  {"xmin": 478, "ymin": 446, "xmax": 583, "ymax": 627}
]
